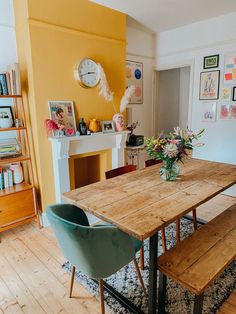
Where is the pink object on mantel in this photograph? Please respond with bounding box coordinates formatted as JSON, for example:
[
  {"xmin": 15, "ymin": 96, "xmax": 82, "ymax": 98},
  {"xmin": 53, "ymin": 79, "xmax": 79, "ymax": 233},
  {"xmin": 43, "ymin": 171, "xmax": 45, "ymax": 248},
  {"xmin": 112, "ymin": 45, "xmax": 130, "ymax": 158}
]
[
  {"xmin": 10, "ymin": 163, "xmax": 23, "ymax": 184},
  {"xmin": 113, "ymin": 113, "xmax": 124, "ymax": 132}
]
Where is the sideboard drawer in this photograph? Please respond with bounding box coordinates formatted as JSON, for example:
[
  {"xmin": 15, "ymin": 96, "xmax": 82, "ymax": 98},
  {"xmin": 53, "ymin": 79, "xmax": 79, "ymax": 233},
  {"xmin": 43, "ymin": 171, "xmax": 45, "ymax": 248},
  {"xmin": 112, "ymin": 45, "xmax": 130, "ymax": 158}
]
[{"xmin": 0, "ymin": 188, "xmax": 35, "ymax": 227}]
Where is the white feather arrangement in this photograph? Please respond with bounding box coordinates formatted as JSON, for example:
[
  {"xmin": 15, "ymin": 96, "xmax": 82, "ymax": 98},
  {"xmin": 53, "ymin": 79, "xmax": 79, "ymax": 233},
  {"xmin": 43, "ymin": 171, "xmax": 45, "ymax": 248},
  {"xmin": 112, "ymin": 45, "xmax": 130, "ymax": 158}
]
[
  {"xmin": 97, "ymin": 63, "xmax": 114, "ymax": 102},
  {"xmin": 120, "ymin": 85, "xmax": 135, "ymax": 113}
]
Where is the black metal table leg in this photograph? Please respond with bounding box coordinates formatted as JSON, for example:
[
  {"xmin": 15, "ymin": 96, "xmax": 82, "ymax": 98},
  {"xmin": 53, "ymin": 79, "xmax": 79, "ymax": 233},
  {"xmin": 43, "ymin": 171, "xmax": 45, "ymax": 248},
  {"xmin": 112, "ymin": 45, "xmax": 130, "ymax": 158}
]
[
  {"xmin": 193, "ymin": 294, "xmax": 204, "ymax": 314},
  {"xmin": 148, "ymin": 233, "xmax": 158, "ymax": 314},
  {"xmin": 158, "ymin": 272, "xmax": 167, "ymax": 314}
]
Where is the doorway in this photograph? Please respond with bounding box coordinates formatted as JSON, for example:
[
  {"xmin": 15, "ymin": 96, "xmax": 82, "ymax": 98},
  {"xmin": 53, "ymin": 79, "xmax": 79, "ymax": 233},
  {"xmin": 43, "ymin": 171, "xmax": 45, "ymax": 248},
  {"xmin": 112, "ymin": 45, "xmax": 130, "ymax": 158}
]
[{"xmin": 155, "ymin": 66, "xmax": 191, "ymax": 135}]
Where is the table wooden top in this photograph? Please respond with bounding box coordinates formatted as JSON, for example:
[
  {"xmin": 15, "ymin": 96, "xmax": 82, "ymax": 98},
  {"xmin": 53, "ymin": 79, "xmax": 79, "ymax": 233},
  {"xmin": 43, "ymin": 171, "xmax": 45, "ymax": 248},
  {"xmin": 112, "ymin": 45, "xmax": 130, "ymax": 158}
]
[{"xmin": 62, "ymin": 158, "xmax": 236, "ymax": 240}]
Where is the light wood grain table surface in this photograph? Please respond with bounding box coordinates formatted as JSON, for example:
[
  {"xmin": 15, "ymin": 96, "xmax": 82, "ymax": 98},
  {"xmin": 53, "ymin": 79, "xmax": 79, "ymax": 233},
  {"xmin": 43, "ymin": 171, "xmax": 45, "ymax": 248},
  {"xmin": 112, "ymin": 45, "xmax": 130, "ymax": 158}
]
[{"xmin": 63, "ymin": 158, "xmax": 236, "ymax": 314}]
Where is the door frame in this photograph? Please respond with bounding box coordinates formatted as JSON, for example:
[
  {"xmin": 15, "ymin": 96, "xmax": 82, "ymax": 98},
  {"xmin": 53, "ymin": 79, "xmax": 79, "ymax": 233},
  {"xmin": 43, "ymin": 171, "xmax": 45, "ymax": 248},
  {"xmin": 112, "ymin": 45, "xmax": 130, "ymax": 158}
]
[{"xmin": 152, "ymin": 59, "xmax": 195, "ymax": 136}]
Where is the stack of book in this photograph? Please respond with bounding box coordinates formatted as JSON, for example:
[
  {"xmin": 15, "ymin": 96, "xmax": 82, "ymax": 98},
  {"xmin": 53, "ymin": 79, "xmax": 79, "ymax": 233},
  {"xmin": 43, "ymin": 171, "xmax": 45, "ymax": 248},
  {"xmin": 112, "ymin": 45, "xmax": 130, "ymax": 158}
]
[
  {"xmin": 0, "ymin": 138, "xmax": 22, "ymax": 159},
  {"xmin": 0, "ymin": 167, "xmax": 14, "ymax": 190},
  {"xmin": 0, "ymin": 63, "xmax": 21, "ymax": 95}
]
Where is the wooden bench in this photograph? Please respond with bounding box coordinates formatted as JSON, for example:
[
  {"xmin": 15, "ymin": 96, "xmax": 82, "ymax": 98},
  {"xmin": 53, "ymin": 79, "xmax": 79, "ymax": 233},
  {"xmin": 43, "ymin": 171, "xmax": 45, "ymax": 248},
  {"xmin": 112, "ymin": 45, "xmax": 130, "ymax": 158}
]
[{"xmin": 158, "ymin": 203, "xmax": 236, "ymax": 314}]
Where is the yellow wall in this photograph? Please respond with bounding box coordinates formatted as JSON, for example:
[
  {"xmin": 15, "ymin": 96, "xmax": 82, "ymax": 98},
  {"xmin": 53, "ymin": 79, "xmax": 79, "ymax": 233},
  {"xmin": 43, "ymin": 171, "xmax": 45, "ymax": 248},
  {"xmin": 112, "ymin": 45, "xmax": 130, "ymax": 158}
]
[{"xmin": 13, "ymin": 0, "xmax": 126, "ymax": 210}]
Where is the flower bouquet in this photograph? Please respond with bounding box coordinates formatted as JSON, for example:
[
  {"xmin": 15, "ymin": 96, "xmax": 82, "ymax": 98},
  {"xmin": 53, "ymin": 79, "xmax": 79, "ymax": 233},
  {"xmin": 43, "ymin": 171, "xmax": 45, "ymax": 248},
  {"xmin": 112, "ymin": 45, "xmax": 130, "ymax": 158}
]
[{"xmin": 145, "ymin": 127, "xmax": 204, "ymax": 181}]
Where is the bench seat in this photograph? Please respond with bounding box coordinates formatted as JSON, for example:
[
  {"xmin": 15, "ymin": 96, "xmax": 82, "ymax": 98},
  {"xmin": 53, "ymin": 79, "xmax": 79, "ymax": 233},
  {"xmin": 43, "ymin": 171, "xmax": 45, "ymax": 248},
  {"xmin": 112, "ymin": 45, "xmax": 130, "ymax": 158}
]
[{"xmin": 158, "ymin": 203, "xmax": 236, "ymax": 313}]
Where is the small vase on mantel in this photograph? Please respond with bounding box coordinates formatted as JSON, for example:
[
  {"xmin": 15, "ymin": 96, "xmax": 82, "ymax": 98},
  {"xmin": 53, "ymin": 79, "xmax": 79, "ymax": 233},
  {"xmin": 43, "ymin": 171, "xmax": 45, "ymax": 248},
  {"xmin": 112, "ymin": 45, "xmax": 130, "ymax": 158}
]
[
  {"xmin": 113, "ymin": 113, "xmax": 124, "ymax": 132},
  {"xmin": 159, "ymin": 160, "xmax": 180, "ymax": 181}
]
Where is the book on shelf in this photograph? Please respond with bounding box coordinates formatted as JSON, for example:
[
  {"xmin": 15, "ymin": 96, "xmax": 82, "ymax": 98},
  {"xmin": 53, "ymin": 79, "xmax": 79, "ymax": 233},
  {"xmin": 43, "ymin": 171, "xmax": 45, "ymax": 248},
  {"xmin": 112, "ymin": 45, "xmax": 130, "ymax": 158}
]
[
  {"xmin": 0, "ymin": 63, "xmax": 21, "ymax": 95},
  {"xmin": 0, "ymin": 138, "xmax": 22, "ymax": 159}
]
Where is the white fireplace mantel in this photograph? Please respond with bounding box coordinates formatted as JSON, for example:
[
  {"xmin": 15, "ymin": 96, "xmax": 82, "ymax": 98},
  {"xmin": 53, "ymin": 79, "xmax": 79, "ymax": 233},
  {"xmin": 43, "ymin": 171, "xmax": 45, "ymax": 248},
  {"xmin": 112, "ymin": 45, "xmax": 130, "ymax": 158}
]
[{"xmin": 49, "ymin": 131, "xmax": 129, "ymax": 202}]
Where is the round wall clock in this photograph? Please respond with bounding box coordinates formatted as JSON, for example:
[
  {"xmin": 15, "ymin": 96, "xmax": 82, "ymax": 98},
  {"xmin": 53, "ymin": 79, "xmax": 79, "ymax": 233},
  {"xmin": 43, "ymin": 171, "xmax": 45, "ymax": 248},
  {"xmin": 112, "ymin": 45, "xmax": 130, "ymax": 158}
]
[{"xmin": 74, "ymin": 58, "xmax": 100, "ymax": 88}]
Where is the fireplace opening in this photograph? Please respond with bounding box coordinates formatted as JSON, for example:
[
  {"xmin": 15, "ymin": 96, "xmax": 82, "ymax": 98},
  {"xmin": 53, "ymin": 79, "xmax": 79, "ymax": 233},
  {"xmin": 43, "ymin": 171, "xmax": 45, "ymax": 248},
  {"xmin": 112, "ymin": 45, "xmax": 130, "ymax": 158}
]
[{"xmin": 69, "ymin": 150, "xmax": 112, "ymax": 189}]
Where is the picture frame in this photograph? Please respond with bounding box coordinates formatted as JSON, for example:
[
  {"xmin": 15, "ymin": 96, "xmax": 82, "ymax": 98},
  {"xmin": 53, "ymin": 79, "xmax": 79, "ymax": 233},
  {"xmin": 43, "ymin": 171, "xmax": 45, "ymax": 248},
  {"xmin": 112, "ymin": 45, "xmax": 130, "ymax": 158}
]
[
  {"xmin": 202, "ymin": 102, "xmax": 217, "ymax": 122},
  {"xmin": 203, "ymin": 54, "xmax": 219, "ymax": 69},
  {"xmin": 126, "ymin": 60, "xmax": 143, "ymax": 104},
  {"xmin": 0, "ymin": 106, "xmax": 14, "ymax": 120},
  {"xmin": 101, "ymin": 120, "xmax": 115, "ymax": 133},
  {"xmin": 199, "ymin": 70, "xmax": 220, "ymax": 100},
  {"xmin": 232, "ymin": 87, "xmax": 236, "ymax": 101},
  {"xmin": 221, "ymin": 87, "xmax": 231, "ymax": 101},
  {"xmin": 48, "ymin": 101, "xmax": 76, "ymax": 134},
  {"xmin": 224, "ymin": 52, "xmax": 236, "ymax": 83}
]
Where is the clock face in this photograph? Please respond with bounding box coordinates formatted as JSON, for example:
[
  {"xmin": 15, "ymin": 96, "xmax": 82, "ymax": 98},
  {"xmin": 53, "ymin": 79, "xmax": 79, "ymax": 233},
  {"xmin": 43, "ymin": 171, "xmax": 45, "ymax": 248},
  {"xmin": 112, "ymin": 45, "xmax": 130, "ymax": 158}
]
[{"xmin": 74, "ymin": 58, "xmax": 100, "ymax": 88}]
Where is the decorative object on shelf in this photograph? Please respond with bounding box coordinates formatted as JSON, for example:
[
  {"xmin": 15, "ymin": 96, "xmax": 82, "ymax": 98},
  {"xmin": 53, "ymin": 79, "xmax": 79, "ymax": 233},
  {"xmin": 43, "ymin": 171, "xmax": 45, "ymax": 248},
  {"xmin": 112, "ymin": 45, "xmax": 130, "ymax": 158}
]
[
  {"xmin": 199, "ymin": 70, "xmax": 220, "ymax": 100},
  {"xmin": 48, "ymin": 100, "xmax": 76, "ymax": 135},
  {"xmin": 0, "ymin": 106, "xmax": 14, "ymax": 128},
  {"xmin": 65, "ymin": 128, "xmax": 75, "ymax": 136},
  {"xmin": 126, "ymin": 121, "xmax": 144, "ymax": 146},
  {"xmin": 126, "ymin": 60, "xmax": 143, "ymax": 104},
  {"xmin": 88, "ymin": 118, "xmax": 100, "ymax": 133},
  {"xmin": 10, "ymin": 163, "xmax": 23, "ymax": 184},
  {"xmin": 203, "ymin": 54, "xmax": 219, "ymax": 69},
  {"xmin": 14, "ymin": 118, "xmax": 22, "ymax": 128},
  {"xmin": 101, "ymin": 120, "xmax": 115, "ymax": 133},
  {"xmin": 224, "ymin": 52, "xmax": 236, "ymax": 83},
  {"xmin": 202, "ymin": 102, "xmax": 217, "ymax": 122},
  {"xmin": 232, "ymin": 87, "xmax": 236, "ymax": 101},
  {"xmin": 145, "ymin": 127, "xmax": 204, "ymax": 181},
  {"xmin": 78, "ymin": 118, "xmax": 88, "ymax": 135},
  {"xmin": 74, "ymin": 58, "xmax": 100, "ymax": 88},
  {"xmin": 222, "ymin": 87, "xmax": 231, "ymax": 101}
]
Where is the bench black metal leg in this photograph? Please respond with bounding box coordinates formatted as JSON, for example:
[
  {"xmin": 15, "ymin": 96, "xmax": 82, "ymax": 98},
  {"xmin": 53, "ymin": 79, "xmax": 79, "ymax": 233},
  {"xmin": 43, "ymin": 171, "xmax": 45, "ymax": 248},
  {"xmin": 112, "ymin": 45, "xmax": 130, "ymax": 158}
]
[
  {"xmin": 193, "ymin": 294, "xmax": 204, "ymax": 314},
  {"xmin": 148, "ymin": 233, "xmax": 158, "ymax": 314},
  {"xmin": 158, "ymin": 272, "xmax": 167, "ymax": 314}
]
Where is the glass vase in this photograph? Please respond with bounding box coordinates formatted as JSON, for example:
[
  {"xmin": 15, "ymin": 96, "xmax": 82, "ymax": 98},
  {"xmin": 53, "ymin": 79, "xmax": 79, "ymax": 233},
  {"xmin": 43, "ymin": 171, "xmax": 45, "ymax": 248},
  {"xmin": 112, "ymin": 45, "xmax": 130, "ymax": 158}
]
[{"xmin": 160, "ymin": 160, "xmax": 180, "ymax": 181}]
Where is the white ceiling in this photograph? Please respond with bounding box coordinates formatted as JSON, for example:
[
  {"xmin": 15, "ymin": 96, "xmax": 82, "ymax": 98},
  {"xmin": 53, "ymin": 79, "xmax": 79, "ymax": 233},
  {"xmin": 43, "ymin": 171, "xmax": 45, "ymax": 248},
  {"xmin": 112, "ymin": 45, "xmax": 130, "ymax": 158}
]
[{"xmin": 90, "ymin": 0, "xmax": 236, "ymax": 32}]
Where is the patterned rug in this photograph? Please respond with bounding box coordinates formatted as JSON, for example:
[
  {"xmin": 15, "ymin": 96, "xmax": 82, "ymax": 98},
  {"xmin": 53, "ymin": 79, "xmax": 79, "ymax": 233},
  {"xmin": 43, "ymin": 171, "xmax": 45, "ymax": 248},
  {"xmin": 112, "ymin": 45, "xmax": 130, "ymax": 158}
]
[{"xmin": 63, "ymin": 218, "xmax": 236, "ymax": 314}]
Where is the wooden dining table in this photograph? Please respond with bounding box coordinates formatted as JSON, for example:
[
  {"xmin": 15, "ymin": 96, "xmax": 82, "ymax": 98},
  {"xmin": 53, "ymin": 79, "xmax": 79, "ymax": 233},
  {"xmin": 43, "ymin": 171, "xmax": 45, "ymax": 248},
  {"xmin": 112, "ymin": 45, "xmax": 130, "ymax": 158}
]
[{"xmin": 62, "ymin": 158, "xmax": 236, "ymax": 314}]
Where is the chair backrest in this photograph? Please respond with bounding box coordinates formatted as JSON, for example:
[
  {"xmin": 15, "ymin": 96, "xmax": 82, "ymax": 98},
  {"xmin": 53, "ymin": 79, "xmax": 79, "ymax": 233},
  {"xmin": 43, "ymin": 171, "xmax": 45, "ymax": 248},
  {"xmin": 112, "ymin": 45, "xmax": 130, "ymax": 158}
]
[
  {"xmin": 145, "ymin": 159, "xmax": 162, "ymax": 168},
  {"xmin": 46, "ymin": 204, "xmax": 136, "ymax": 279},
  {"xmin": 105, "ymin": 164, "xmax": 136, "ymax": 179}
]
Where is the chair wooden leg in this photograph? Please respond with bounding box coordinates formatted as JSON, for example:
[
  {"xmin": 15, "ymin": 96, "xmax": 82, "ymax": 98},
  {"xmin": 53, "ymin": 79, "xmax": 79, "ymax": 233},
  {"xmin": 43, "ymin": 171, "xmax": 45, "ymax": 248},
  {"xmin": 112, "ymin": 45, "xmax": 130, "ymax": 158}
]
[
  {"xmin": 139, "ymin": 245, "xmax": 145, "ymax": 270},
  {"xmin": 176, "ymin": 218, "xmax": 181, "ymax": 243},
  {"xmin": 69, "ymin": 266, "xmax": 76, "ymax": 298},
  {"xmin": 133, "ymin": 257, "xmax": 147, "ymax": 296},
  {"xmin": 99, "ymin": 279, "xmax": 105, "ymax": 314},
  {"xmin": 161, "ymin": 228, "xmax": 167, "ymax": 253},
  {"xmin": 192, "ymin": 208, "xmax": 198, "ymax": 231}
]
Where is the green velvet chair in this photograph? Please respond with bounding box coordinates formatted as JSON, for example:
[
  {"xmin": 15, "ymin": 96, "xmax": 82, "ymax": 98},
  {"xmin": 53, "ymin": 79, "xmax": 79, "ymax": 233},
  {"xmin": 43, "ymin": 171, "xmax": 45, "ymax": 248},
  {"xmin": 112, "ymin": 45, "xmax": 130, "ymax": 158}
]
[{"xmin": 46, "ymin": 204, "xmax": 146, "ymax": 314}]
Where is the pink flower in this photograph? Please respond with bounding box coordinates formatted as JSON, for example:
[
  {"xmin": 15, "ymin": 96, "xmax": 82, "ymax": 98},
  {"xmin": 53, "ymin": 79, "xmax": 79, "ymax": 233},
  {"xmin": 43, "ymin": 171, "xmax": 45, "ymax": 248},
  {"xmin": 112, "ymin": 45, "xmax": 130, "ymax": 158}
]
[{"xmin": 169, "ymin": 139, "xmax": 180, "ymax": 144}]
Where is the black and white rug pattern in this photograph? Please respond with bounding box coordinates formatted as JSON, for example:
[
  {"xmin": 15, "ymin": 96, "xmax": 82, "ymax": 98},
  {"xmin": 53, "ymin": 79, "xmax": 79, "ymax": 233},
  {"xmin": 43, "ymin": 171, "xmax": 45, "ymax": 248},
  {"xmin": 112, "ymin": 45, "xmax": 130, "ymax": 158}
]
[{"xmin": 63, "ymin": 218, "xmax": 236, "ymax": 314}]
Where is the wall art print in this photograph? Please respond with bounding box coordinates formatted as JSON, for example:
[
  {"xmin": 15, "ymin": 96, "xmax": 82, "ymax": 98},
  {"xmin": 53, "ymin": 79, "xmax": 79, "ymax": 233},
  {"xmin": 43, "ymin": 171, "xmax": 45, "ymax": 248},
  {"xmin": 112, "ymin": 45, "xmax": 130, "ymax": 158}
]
[
  {"xmin": 126, "ymin": 60, "xmax": 143, "ymax": 104},
  {"xmin": 202, "ymin": 102, "xmax": 217, "ymax": 122},
  {"xmin": 224, "ymin": 53, "xmax": 236, "ymax": 83},
  {"xmin": 199, "ymin": 70, "xmax": 220, "ymax": 100}
]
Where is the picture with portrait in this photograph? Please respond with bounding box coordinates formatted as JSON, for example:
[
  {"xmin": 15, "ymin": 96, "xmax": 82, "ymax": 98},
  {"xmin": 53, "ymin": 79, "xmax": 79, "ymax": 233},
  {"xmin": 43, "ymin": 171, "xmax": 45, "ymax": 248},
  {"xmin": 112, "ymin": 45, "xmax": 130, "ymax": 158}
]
[
  {"xmin": 48, "ymin": 101, "xmax": 76, "ymax": 132},
  {"xmin": 199, "ymin": 70, "xmax": 220, "ymax": 100}
]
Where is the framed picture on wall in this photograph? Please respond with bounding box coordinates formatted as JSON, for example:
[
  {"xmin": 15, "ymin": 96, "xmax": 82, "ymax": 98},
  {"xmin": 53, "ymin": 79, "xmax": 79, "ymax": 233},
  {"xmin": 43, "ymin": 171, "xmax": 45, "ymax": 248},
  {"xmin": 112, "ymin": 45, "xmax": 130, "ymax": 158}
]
[
  {"xmin": 48, "ymin": 100, "xmax": 76, "ymax": 133},
  {"xmin": 199, "ymin": 70, "xmax": 220, "ymax": 100},
  {"xmin": 232, "ymin": 87, "xmax": 236, "ymax": 101},
  {"xmin": 221, "ymin": 87, "xmax": 231, "ymax": 101},
  {"xmin": 203, "ymin": 54, "xmax": 219, "ymax": 69},
  {"xmin": 202, "ymin": 102, "xmax": 217, "ymax": 122},
  {"xmin": 126, "ymin": 60, "xmax": 143, "ymax": 104},
  {"xmin": 101, "ymin": 120, "xmax": 115, "ymax": 133}
]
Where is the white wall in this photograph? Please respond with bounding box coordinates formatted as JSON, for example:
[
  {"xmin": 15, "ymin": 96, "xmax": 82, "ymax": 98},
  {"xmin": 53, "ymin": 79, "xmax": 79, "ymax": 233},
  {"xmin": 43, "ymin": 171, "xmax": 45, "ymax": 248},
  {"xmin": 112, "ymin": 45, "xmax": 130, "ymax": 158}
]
[
  {"xmin": 126, "ymin": 24, "xmax": 155, "ymax": 137},
  {"xmin": 156, "ymin": 12, "xmax": 236, "ymax": 196},
  {"xmin": 179, "ymin": 67, "xmax": 190, "ymax": 129},
  {"xmin": 156, "ymin": 12, "xmax": 236, "ymax": 166}
]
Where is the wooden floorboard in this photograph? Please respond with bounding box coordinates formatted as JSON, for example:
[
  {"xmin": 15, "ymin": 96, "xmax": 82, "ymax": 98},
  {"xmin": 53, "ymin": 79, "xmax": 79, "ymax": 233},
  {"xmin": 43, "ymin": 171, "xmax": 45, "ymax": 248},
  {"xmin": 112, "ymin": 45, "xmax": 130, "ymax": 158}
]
[{"xmin": 0, "ymin": 193, "xmax": 235, "ymax": 313}]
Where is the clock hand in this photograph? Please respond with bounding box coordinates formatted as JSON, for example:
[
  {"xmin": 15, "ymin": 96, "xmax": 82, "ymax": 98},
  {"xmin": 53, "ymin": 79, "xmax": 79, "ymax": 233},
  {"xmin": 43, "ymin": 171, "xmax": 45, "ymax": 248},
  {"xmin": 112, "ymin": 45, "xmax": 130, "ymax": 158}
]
[{"xmin": 80, "ymin": 71, "xmax": 96, "ymax": 77}]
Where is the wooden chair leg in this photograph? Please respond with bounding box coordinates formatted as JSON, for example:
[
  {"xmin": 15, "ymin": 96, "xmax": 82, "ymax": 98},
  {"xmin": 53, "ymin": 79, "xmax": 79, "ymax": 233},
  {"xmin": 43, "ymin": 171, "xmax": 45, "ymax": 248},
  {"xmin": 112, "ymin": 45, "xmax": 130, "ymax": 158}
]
[
  {"xmin": 161, "ymin": 228, "xmax": 167, "ymax": 253},
  {"xmin": 99, "ymin": 279, "xmax": 105, "ymax": 314},
  {"xmin": 176, "ymin": 218, "xmax": 181, "ymax": 243},
  {"xmin": 133, "ymin": 257, "xmax": 147, "ymax": 296},
  {"xmin": 139, "ymin": 245, "xmax": 145, "ymax": 270},
  {"xmin": 192, "ymin": 208, "xmax": 198, "ymax": 231},
  {"xmin": 69, "ymin": 266, "xmax": 76, "ymax": 298}
]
